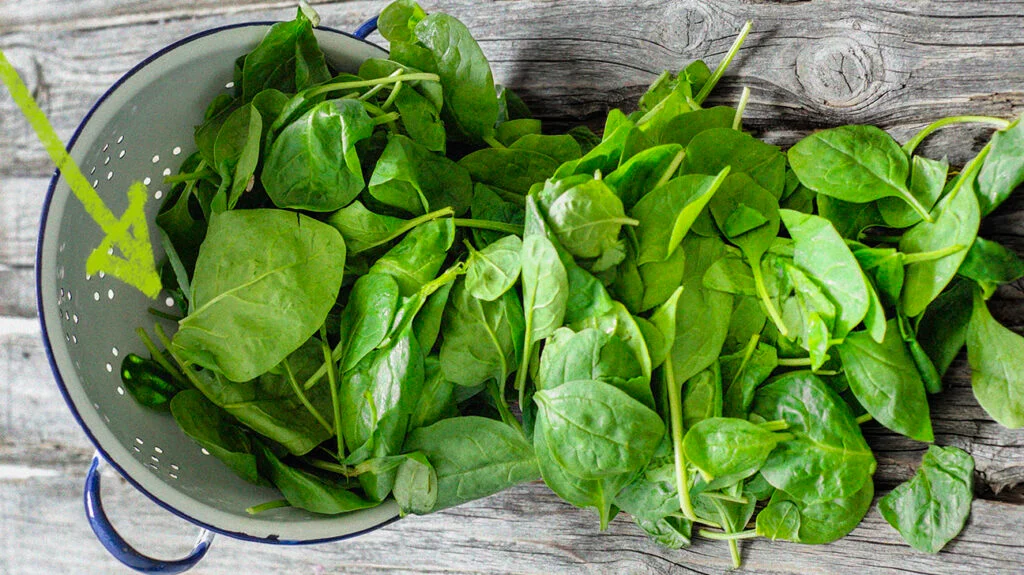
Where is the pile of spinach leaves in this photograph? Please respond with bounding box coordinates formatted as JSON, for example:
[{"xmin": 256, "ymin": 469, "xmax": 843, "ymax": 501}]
[{"xmin": 123, "ymin": 0, "xmax": 1024, "ymax": 564}]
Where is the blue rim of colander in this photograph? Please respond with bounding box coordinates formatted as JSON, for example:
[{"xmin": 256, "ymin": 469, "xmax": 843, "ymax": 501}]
[{"xmin": 36, "ymin": 18, "xmax": 400, "ymax": 546}]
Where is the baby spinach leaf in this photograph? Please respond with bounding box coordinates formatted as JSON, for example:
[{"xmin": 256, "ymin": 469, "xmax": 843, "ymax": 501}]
[
  {"xmin": 536, "ymin": 328, "xmax": 652, "ymax": 409},
  {"xmin": 369, "ymin": 218, "xmax": 455, "ymax": 297},
  {"xmin": 758, "ymin": 481, "xmax": 873, "ymax": 544},
  {"xmin": 496, "ymin": 118, "xmax": 541, "ymax": 146},
  {"xmin": 510, "ymin": 133, "xmax": 582, "ymax": 165},
  {"xmin": 263, "ymin": 99, "xmax": 373, "ymax": 211},
  {"xmin": 120, "ymin": 353, "xmax": 183, "ymax": 411},
  {"xmin": 241, "ymin": 9, "xmax": 330, "ymax": 101},
  {"xmin": 958, "ymin": 236, "xmax": 1024, "ymax": 296},
  {"xmin": 815, "ymin": 194, "xmax": 885, "ymax": 240},
  {"xmin": 638, "ymin": 240, "xmax": 687, "ymax": 312},
  {"xmin": 555, "ymin": 118, "xmax": 634, "ymax": 179},
  {"xmin": 325, "ymin": 201, "xmax": 406, "ymax": 254},
  {"xmin": 604, "ymin": 144, "xmax": 684, "ymax": 210},
  {"xmin": 683, "ymin": 128, "xmax": 786, "ymax": 198},
  {"xmin": 465, "ymin": 235, "xmax": 522, "ymax": 301},
  {"xmin": 917, "ymin": 279, "xmax": 974, "ymax": 376},
  {"xmin": 670, "ymin": 235, "xmax": 734, "ymax": 384},
  {"xmin": 900, "ymin": 177, "xmax": 980, "ymax": 318},
  {"xmin": 408, "ymin": 357, "xmax": 457, "ymax": 431},
  {"xmin": 879, "ymin": 446, "xmax": 974, "ymax": 553},
  {"xmin": 338, "ymin": 274, "xmax": 401, "ymax": 372},
  {"xmin": 413, "ymin": 13, "xmax": 499, "ymax": 142},
  {"xmin": 681, "ymin": 362, "xmax": 723, "ymax": 429},
  {"xmin": 393, "ymin": 451, "xmax": 438, "ymax": 515},
  {"xmin": 403, "ymin": 416, "xmax": 539, "ymax": 511},
  {"xmin": 173, "ymin": 210, "xmax": 346, "ymax": 382},
  {"xmin": 789, "ymin": 125, "xmax": 929, "ymax": 219},
  {"xmin": 683, "ymin": 417, "xmax": 789, "ymax": 482},
  {"xmin": 975, "ymin": 118, "xmax": 1024, "ymax": 216},
  {"xmin": 632, "ymin": 169, "xmax": 729, "ymax": 266},
  {"xmin": 781, "ymin": 209, "xmax": 870, "ymax": 338},
  {"xmin": 722, "ymin": 343, "xmax": 778, "ymax": 419},
  {"xmin": 967, "ymin": 288, "xmax": 1024, "ymax": 428},
  {"xmin": 751, "ymin": 371, "xmax": 875, "ymax": 502},
  {"xmin": 546, "ymin": 178, "xmax": 635, "ymax": 259},
  {"xmin": 369, "ymin": 134, "xmax": 472, "ymax": 215},
  {"xmin": 522, "ymin": 196, "xmax": 569, "ymax": 346},
  {"xmin": 570, "ymin": 301, "xmax": 653, "ymax": 382},
  {"xmin": 170, "ymin": 389, "xmax": 260, "ymax": 484},
  {"xmin": 258, "ymin": 444, "xmax": 379, "ymax": 514},
  {"xmin": 459, "ymin": 148, "xmax": 560, "ymax": 195},
  {"xmin": 440, "ymin": 280, "xmax": 525, "ymax": 387},
  {"xmin": 660, "ymin": 106, "xmax": 735, "ymax": 148},
  {"xmin": 646, "ymin": 287, "xmax": 684, "ymax": 369},
  {"xmin": 534, "ymin": 380, "xmax": 665, "ymax": 480},
  {"xmin": 211, "ymin": 103, "xmax": 262, "ymax": 211},
  {"xmin": 470, "ymin": 183, "xmax": 525, "ymax": 247},
  {"xmin": 378, "ymin": 0, "xmax": 427, "ymax": 43},
  {"xmin": 878, "ymin": 155, "xmax": 947, "ymax": 228},
  {"xmin": 838, "ymin": 321, "xmax": 933, "ymax": 442}
]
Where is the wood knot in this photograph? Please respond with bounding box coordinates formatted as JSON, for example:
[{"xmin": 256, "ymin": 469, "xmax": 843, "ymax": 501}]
[
  {"xmin": 656, "ymin": 2, "xmax": 713, "ymax": 54},
  {"xmin": 795, "ymin": 34, "xmax": 883, "ymax": 109}
]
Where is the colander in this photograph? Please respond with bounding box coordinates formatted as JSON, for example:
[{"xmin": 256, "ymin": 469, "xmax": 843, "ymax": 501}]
[{"xmin": 36, "ymin": 15, "xmax": 399, "ymax": 574}]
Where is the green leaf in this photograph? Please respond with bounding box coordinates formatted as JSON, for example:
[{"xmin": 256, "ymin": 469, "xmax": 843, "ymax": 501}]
[
  {"xmin": 958, "ymin": 236, "xmax": 1024, "ymax": 292},
  {"xmin": 975, "ymin": 118, "xmax": 1024, "ymax": 216},
  {"xmin": 325, "ymin": 201, "xmax": 406, "ymax": 254},
  {"xmin": 838, "ymin": 321, "xmax": 934, "ymax": 442},
  {"xmin": 368, "ymin": 219, "xmax": 455, "ymax": 297},
  {"xmin": 241, "ymin": 9, "xmax": 330, "ymax": 100},
  {"xmin": 212, "ymin": 103, "xmax": 262, "ymax": 211},
  {"xmin": 408, "ymin": 357, "xmax": 457, "ymax": 431},
  {"xmin": 377, "ymin": 0, "xmax": 427, "ymax": 43},
  {"xmin": 681, "ymin": 362, "xmax": 722, "ymax": 429},
  {"xmin": 172, "ymin": 210, "xmax": 345, "ymax": 382},
  {"xmin": 258, "ymin": 444, "xmax": 379, "ymax": 514},
  {"xmin": 879, "ymin": 446, "xmax": 974, "ymax": 553},
  {"xmin": 758, "ymin": 481, "xmax": 873, "ymax": 544},
  {"xmin": 900, "ymin": 180, "xmax": 980, "ymax": 317},
  {"xmin": 751, "ymin": 371, "xmax": 875, "ymax": 502},
  {"xmin": 631, "ymin": 170, "xmax": 729, "ymax": 266},
  {"xmin": 683, "ymin": 417, "xmax": 788, "ymax": 482},
  {"xmin": 683, "ymin": 128, "xmax": 786, "ymax": 198},
  {"xmin": 393, "ymin": 452, "xmax": 438, "ymax": 515},
  {"xmin": 660, "ymin": 106, "xmax": 735, "ymax": 147},
  {"xmin": 403, "ymin": 416, "xmax": 539, "ymax": 511},
  {"xmin": 338, "ymin": 274, "xmax": 401, "ymax": 372},
  {"xmin": 544, "ymin": 178, "xmax": 634, "ymax": 260},
  {"xmin": 263, "ymin": 99, "xmax": 373, "ymax": 211},
  {"xmin": 509, "ymin": 133, "xmax": 582, "ymax": 165},
  {"xmin": 522, "ymin": 197, "xmax": 569, "ymax": 344},
  {"xmin": 603, "ymin": 144, "xmax": 684, "ymax": 209},
  {"xmin": 721, "ymin": 343, "xmax": 778, "ymax": 419},
  {"xmin": 967, "ymin": 288, "xmax": 1024, "ymax": 428},
  {"xmin": 465, "ymin": 235, "xmax": 522, "ymax": 301},
  {"xmin": 878, "ymin": 155, "xmax": 947, "ymax": 228},
  {"xmin": 370, "ymin": 134, "xmax": 472, "ymax": 215},
  {"xmin": 459, "ymin": 148, "xmax": 560, "ymax": 195},
  {"xmin": 170, "ymin": 390, "xmax": 260, "ymax": 484},
  {"xmin": 570, "ymin": 301, "xmax": 653, "ymax": 383},
  {"xmin": 534, "ymin": 380, "xmax": 665, "ymax": 480},
  {"xmin": 917, "ymin": 279, "xmax": 973, "ymax": 376},
  {"xmin": 439, "ymin": 280, "xmax": 524, "ymax": 387},
  {"xmin": 536, "ymin": 328, "xmax": 652, "ymax": 409}
]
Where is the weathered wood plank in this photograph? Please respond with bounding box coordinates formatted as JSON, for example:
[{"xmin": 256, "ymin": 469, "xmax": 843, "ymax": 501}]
[{"xmin": 3, "ymin": 466, "xmax": 1024, "ymax": 575}]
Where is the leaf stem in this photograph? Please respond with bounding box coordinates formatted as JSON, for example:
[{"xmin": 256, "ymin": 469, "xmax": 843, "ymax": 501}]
[
  {"xmin": 730, "ymin": 334, "xmax": 761, "ymax": 388},
  {"xmin": 246, "ymin": 499, "xmax": 291, "ymax": 515},
  {"xmin": 371, "ymin": 112, "xmax": 401, "ymax": 126},
  {"xmin": 901, "ymin": 244, "xmax": 967, "ymax": 265},
  {"xmin": 484, "ymin": 135, "xmax": 506, "ymax": 149},
  {"xmin": 135, "ymin": 326, "xmax": 187, "ymax": 387},
  {"xmin": 163, "ymin": 167, "xmax": 214, "ymax": 185},
  {"xmin": 942, "ymin": 142, "xmax": 992, "ymax": 206},
  {"xmin": 695, "ymin": 20, "xmax": 752, "ymax": 105},
  {"xmin": 665, "ymin": 355, "xmax": 698, "ymax": 522},
  {"xmin": 855, "ymin": 413, "xmax": 874, "ymax": 425},
  {"xmin": 777, "ymin": 356, "xmax": 812, "ymax": 367},
  {"xmin": 757, "ymin": 419, "xmax": 790, "ymax": 432},
  {"xmin": 901, "ymin": 115, "xmax": 1011, "ymax": 156},
  {"xmin": 700, "ymin": 492, "xmax": 750, "ymax": 504},
  {"xmin": 283, "ymin": 358, "xmax": 333, "ymax": 434},
  {"xmin": 350, "ymin": 206, "xmax": 455, "ymax": 254},
  {"xmin": 488, "ymin": 379, "xmax": 525, "ymax": 437},
  {"xmin": 381, "ymin": 81, "xmax": 403, "ymax": 111},
  {"xmin": 698, "ymin": 528, "xmax": 759, "ymax": 541},
  {"xmin": 732, "ymin": 86, "xmax": 751, "ymax": 131},
  {"xmin": 898, "ymin": 187, "xmax": 935, "ymax": 224},
  {"xmin": 750, "ymin": 258, "xmax": 789, "ymax": 338},
  {"xmin": 319, "ymin": 325, "xmax": 345, "ymax": 461},
  {"xmin": 358, "ymin": 69, "xmax": 403, "ymax": 102},
  {"xmin": 452, "ymin": 218, "xmax": 524, "ymax": 236},
  {"xmin": 305, "ymin": 73, "xmax": 441, "ymax": 98},
  {"xmin": 146, "ymin": 307, "xmax": 183, "ymax": 322},
  {"xmin": 653, "ymin": 150, "xmax": 686, "ymax": 190}
]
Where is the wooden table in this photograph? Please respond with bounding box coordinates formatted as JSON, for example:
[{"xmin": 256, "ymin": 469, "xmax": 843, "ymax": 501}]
[{"xmin": 3, "ymin": 1, "xmax": 1024, "ymax": 573}]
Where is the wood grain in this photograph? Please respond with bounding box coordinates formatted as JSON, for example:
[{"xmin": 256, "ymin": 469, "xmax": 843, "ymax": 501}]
[{"xmin": 4, "ymin": 0, "xmax": 1024, "ymax": 572}]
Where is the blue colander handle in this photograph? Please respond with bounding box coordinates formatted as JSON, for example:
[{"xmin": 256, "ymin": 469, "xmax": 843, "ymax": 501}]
[
  {"xmin": 85, "ymin": 454, "xmax": 215, "ymax": 574},
  {"xmin": 353, "ymin": 15, "xmax": 379, "ymax": 40}
]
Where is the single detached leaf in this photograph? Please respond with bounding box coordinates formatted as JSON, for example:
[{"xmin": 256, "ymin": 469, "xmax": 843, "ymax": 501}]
[
  {"xmin": 967, "ymin": 288, "xmax": 1024, "ymax": 428},
  {"xmin": 976, "ymin": 118, "xmax": 1024, "ymax": 216},
  {"xmin": 879, "ymin": 446, "xmax": 974, "ymax": 553}
]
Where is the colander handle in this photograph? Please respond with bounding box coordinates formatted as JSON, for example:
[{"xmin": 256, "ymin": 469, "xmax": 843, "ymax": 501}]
[
  {"xmin": 353, "ymin": 15, "xmax": 379, "ymax": 40},
  {"xmin": 85, "ymin": 454, "xmax": 216, "ymax": 574}
]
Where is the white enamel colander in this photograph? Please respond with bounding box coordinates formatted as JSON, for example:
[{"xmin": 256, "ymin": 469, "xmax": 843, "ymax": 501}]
[{"xmin": 35, "ymin": 15, "xmax": 400, "ymax": 574}]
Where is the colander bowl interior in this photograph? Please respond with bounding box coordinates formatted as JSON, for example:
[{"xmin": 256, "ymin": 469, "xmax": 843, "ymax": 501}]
[{"xmin": 37, "ymin": 23, "xmax": 401, "ymax": 543}]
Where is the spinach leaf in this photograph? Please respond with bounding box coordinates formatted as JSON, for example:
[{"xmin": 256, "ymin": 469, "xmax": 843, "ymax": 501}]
[
  {"xmin": 604, "ymin": 144, "xmax": 684, "ymax": 210},
  {"xmin": 570, "ymin": 301, "xmax": 653, "ymax": 382},
  {"xmin": 958, "ymin": 236, "xmax": 1024, "ymax": 297},
  {"xmin": 781, "ymin": 209, "xmax": 870, "ymax": 338},
  {"xmin": 378, "ymin": 0, "xmax": 427, "ymax": 43},
  {"xmin": 403, "ymin": 416, "xmax": 539, "ymax": 511},
  {"xmin": 258, "ymin": 444, "xmax": 379, "ymax": 514},
  {"xmin": 496, "ymin": 118, "xmax": 541, "ymax": 146},
  {"xmin": 459, "ymin": 148, "xmax": 560, "ymax": 195},
  {"xmin": 815, "ymin": 194, "xmax": 885, "ymax": 240},
  {"xmin": 878, "ymin": 155, "xmax": 947, "ymax": 228},
  {"xmin": 173, "ymin": 210, "xmax": 345, "ymax": 382},
  {"xmin": 393, "ymin": 451, "xmax": 438, "ymax": 515},
  {"xmin": 917, "ymin": 279, "xmax": 973, "ymax": 376},
  {"xmin": 544, "ymin": 178, "xmax": 636, "ymax": 260},
  {"xmin": 646, "ymin": 286, "xmax": 684, "ymax": 369},
  {"xmin": 369, "ymin": 134, "xmax": 473, "ymax": 215},
  {"xmin": 632, "ymin": 169, "xmax": 729, "ymax": 266},
  {"xmin": 681, "ymin": 362, "xmax": 722, "ymax": 429},
  {"xmin": 900, "ymin": 176, "xmax": 980, "ymax": 317},
  {"xmin": 682, "ymin": 417, "xmax": 789, "ymax": 483},
  {"xmin": 966, "ymin": 288, "xmax": 1024, "ymax": 428},
  {"xmin": 751, "ymin": 371, "xmax": 875, "ymax": 502},
  {"xmin": 837, "ymin": 321, "xmax": 933, "ymax": 442},
  {"xmin": 325, "ymin": 201, "xmax": 406, "ymax": 254},
  {"xmin": 120, "ymin": 353, "xmax": 183, "ymax": 411},
  {"xmin": 757, "ymin": 481, "xmax": 873, "ymax": 544},
  {"xmin": 660, "ymin": 106, "xmax": 735, "ymax": 147},
  {"xmin": 510, "ymin": 133, "xmax": 582, "ymax": 165},
  {"xmin": 170, "ymin": 389, "xmax": 260, "ymax": 484},
  {"xmin": 683, "ymin": 128, "xmax": 786, "ymax": 198},
  {"xmin": 536, "ymin": 328, "xmax": 652, "ymax": 409},
  {"xmin": 470, "ymin": 183, "xmax": 525, "ymax": 247},
  {"xmin": 879, "ymin": 446, "xmax": 974, "ymax": 553},
  {"xmin": 439, "ymin": 280, "xmax": 525, "ymax": 387},
  {"xmin": 788, "ymin": 125, "xmax": 929, "ymax": 219},
  {"xmin": 465, "ymin": 235, "xmax": 522, "ymax": 301},
  {"xmin": 369, "ymin": 218, "xmax": 455, "ymax": 297},
  {"xmin": 534, "ymin": 380, "xmax": 665, "ymax": 479},
  {"xmin": 337, "ymin": 273, "xmax": 401, "ymax": 372},
  {"xmin": 211, "ymin": 103, "xmax": 262, "ymax": 211},
  {"xmin": 241, "ymin": 9, "xmax": 330, "ymax": 101},
  {"xmin": 411, "ymin": 274, "xmax": 455, "ymax": 353},
  {"xmin": 975, "ymin": 118, "xmax": 1024, "ymax": 216},
  {"xmin": 722, "ymin": 342, "xmax": 778, "ymax": 418},
  {"xmin": 408, "ymin": 357, "xmax": 457, "ymax": 431},
  {"xmin": 413, "ymin": 13, "xmax": 499, "ymax": 142},
  {"xmin": 263, "ymin": 99, "xmax": 373, "ymax": 211}
]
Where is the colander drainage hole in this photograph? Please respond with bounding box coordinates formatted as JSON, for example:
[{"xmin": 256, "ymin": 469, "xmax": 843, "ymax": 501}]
[
  {"xmin": 135, "ymin": 437, "xmax": 144, "ymax": 445},
  {"xmin": 116, "ymin": 386, "xmax": 124, "ymax": 395},
  {"xmin": 112, "ymin": 347, "xmax": 119, "ymax": 357}
]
